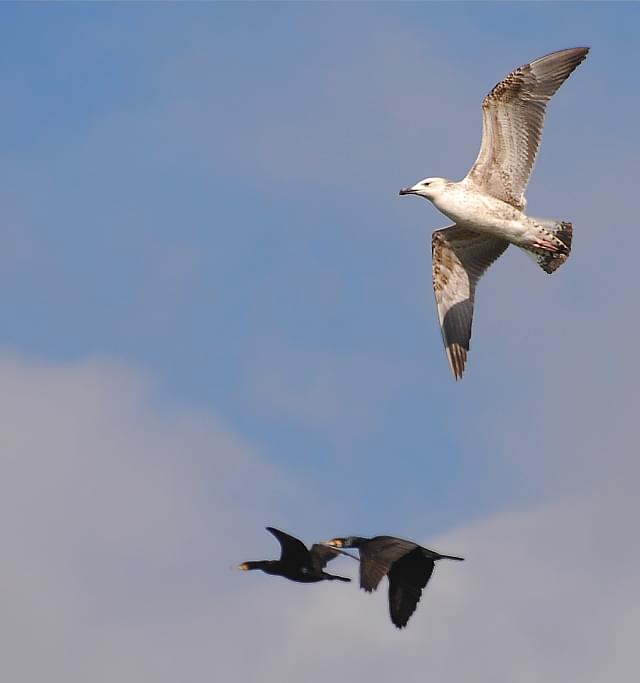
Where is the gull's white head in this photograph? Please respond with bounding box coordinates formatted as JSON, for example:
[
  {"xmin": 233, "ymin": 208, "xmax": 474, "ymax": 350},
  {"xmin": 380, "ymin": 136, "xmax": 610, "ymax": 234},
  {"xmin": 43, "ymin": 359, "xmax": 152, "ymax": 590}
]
[{"xmin": 399, "ymin": 177, "xmax": 448, "ymax": 202}]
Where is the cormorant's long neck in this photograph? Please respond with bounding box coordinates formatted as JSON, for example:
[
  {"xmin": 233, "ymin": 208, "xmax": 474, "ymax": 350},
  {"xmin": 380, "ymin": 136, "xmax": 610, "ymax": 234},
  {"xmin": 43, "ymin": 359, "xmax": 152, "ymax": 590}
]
[
  {"xmin": 242, "ymin": 560, "xmax": 276, "ymax": 572},
  {"xmin": 348, "ymin": 537, "xmax": 369, "ymax": 549}
]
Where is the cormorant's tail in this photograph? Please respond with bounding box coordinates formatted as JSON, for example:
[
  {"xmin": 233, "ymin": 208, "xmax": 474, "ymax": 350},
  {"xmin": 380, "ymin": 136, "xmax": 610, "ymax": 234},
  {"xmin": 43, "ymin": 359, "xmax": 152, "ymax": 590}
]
[
  {"xmin": 325, "ymin": 573, "xmax": 351, "ymax": 582},
  {"xmin": 437, "ymin": 554, "xmax": 465, "ymax": 561},
  {"xmin": 520, "ymin": 219, "xmax": 573, "ymax": 274}
]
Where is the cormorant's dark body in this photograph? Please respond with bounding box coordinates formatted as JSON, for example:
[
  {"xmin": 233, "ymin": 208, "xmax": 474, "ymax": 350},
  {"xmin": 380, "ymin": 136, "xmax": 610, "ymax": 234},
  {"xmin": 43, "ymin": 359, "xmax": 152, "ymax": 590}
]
[
  {"xmin": 327, "ymin": 535, "xmax": 463, "ymax": 628},
  {"xmin": 239, "ymin": 527, "xmax": 350, "ymax": 584}
]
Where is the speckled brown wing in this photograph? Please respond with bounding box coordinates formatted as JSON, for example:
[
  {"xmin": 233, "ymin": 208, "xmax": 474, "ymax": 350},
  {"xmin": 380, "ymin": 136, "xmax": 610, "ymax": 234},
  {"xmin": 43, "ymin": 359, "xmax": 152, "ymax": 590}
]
[
  {"xmin": 465, "ymin": 47, "xmax": 589, "ymax": 209},
  {"xmin": 432, "ymin": 226, "xmax": 509, "ymax": 380},
  {"xmin": 358, "ymin": 537, "xmax": 419, "ymax": 592}
]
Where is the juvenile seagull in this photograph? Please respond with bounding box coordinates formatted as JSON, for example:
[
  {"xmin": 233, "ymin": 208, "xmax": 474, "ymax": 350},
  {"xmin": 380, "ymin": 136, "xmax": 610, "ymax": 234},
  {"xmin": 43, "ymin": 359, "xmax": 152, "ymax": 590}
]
[
  {"xmin": 400, "ymin": 47, "xmax": 589, "ymax": 380},
  {"xmin": 324, "ymin": 535, "xmax": 463, "ymax": 628}
]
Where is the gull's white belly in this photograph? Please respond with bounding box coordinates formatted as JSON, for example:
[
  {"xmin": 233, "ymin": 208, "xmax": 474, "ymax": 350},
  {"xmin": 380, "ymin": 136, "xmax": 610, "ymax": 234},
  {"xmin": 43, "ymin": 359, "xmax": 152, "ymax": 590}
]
[{"xmin": 432, "ymin": 184, "xmax": 529, "ymax": 240}]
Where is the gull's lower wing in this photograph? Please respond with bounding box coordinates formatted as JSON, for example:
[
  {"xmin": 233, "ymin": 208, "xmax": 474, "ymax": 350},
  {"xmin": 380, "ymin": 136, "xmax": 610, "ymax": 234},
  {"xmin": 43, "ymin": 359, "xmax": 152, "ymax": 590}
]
[{"xmin": 432, "ymin": 227, "xmax": 509, "ymax": 380}]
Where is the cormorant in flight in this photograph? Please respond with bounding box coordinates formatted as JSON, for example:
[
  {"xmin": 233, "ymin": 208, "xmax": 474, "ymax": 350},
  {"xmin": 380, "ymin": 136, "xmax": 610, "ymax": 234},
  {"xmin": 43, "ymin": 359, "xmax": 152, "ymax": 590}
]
[
  {"xmin": 325, "ymin": 535, "xmax": 463, "ymax": 627},
  {"xmin": 238, "ymin": 527, "xmax": 350, "ymax": 583}
]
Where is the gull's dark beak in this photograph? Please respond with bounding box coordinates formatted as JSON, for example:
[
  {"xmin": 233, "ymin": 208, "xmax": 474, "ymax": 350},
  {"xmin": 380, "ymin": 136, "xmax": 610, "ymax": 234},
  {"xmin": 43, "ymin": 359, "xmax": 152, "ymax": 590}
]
[{"xmin": 399, "ymin": 187, "xmax": 416, "ymax": 196}]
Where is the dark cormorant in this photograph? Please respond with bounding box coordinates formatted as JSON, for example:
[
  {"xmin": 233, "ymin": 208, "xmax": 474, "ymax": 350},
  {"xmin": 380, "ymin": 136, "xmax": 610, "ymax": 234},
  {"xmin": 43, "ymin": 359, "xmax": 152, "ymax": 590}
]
[
  {"xmin": 238, "ymin": 527, "xmax": 350, "ymax": 583},
  {"xmin": 325, "ymin": 535, "xmax": 463, "ymax": 628}
]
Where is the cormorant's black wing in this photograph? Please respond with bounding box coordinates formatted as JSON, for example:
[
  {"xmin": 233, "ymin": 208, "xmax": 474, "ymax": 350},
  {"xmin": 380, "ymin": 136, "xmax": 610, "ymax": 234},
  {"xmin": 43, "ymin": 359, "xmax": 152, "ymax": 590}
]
[
  {"xmin": 266, "ymin": 527, "xmax": 311, "ymax": 567},
  {"xmin": 309, "ymin": 544, "xmax": 341, "ymax": 572},
  {"xmin": 387, "ymin": 549, "xmax": 435, "ymax": 628},
  {"xmin": 358, "ymin": 537, "xmax": 418, "ymax": 592}
]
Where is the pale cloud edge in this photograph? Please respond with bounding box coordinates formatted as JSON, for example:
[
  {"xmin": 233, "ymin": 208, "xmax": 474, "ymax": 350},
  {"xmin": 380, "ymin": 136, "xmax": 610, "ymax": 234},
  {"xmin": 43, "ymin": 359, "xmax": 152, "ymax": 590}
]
[{"xmin": 1, "ymin": 352, "xmax": 637, "ymax": 682}]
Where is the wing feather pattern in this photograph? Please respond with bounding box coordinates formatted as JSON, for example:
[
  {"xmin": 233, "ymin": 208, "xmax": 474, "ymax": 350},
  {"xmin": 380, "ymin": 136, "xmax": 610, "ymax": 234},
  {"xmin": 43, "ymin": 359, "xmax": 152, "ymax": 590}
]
[
  {"xmin": 432, "ymin": 227, "xmax": 509, "ymax": 379},
  {"xmin": 358, "ymin": 537, "xmax": 418, "ymax": 592},
  {"xmin": 465, "ymin": 47, "xmax": 589, "ymax": 208}
]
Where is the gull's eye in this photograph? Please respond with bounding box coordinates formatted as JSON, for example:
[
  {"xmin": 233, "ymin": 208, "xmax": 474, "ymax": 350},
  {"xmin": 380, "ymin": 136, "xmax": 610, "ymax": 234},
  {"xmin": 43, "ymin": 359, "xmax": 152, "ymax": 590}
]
[{"xmin": 422, "ymin": 181, "xmax": 431, "ymax": 187}]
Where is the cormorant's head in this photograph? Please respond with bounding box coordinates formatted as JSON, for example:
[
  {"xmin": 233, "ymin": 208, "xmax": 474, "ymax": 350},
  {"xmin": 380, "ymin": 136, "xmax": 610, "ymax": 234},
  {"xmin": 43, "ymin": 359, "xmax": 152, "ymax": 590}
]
[
  {"xmin": 237, "ymin": 561, "xmax": 268, "ymax": 571},
  {"xmin": 325, "ymin": 536, "xmax": 359, "ymax": 549},
  {"xmin": 399, "ymin": 177, "xmax": 448, "ymax": 202}
]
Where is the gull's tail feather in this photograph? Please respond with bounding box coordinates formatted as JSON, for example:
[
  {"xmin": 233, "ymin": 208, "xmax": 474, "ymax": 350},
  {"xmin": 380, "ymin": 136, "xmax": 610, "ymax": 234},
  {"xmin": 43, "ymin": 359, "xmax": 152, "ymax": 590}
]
[{"xmin": 521, "ymin": 219, "xmax": 573, "ymax": 274}]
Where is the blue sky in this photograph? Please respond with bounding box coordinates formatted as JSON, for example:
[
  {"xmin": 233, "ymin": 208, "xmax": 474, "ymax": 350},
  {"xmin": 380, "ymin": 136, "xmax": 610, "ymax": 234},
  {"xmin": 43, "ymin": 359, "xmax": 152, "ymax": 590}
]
[{"xmin": 2, "ymin": 3, "xmax": 640, "ymax": 681}]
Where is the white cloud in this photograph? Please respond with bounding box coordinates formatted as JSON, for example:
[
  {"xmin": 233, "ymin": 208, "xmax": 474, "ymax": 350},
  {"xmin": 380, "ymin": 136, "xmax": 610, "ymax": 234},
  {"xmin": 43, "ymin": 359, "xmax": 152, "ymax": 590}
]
[
  {"xmin": 1, "ymin": 352, "xmax": 638, "ymax": 682},
  {"xmin": 0, "ymin": 353, "xmax": 293, "ymax": 681}
]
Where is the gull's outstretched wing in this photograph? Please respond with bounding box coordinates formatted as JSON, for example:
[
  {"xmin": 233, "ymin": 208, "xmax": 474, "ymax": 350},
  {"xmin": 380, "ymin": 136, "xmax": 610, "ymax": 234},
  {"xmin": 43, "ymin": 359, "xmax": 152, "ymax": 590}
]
[
  {"xmin": 432, "ymin": 227, "xmax": 509, "ymax": 380},
  {"xmin": 465, "ymin": 47, "xmax": 589, "ymax": 209}
]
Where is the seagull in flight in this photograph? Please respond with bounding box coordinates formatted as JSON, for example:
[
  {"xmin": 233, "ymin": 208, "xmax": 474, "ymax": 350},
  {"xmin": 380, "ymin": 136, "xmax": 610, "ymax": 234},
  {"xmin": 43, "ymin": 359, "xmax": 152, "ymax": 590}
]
[{"xmin": 400, "ymin": 47, "xmax": 589, "ymax": 380}]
